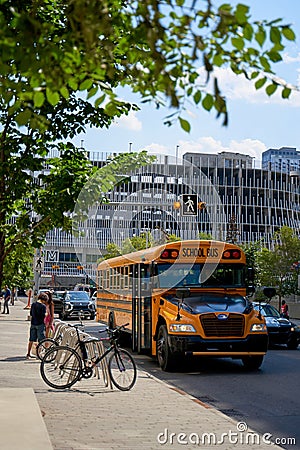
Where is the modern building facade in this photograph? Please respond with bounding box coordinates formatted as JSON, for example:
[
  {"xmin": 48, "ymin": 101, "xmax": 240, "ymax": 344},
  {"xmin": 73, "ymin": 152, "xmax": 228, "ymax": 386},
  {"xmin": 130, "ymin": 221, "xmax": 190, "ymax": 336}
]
[
  {"xmin": 262, "ymin": 146, "xmax": 300, "ymax": 175},
  {"xmin": 40, "ymin": 148, "xmax": 300, "ymax": 288}
]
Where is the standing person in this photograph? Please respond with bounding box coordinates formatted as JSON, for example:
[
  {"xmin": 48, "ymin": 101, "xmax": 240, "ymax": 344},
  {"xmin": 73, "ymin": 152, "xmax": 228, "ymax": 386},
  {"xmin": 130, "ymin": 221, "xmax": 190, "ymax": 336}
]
[
  {"xmin": 281, "ymin": 300, "xmax": 289, "ymax": 319},
  {"xmin": 1, "ymin": 285, "xmax": 11, "ymax": 314},
  {"xmin": 26, "ymin": 292, "xmax": 47, "ymax": 359},
  {"xmin": 44, "ymin": 291, "xmax": 55, "ymax": 338}
]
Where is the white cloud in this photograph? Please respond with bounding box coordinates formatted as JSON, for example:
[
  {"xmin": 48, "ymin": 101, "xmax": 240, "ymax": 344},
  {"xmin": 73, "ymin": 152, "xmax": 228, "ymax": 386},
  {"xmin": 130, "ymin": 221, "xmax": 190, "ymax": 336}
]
[
  {"xmin": 141, "ymin": 137, "xmax": 267, "ymax": 163},
  {"xmin": 142, "ymin": 143, "xmax": 173, "ymax": 155},
  {"xmin": 112, "ymin": 110, "xmax": 142, "ymax": 131},
  {"xmin": 197, "ymin": 66, "xmax": 300, "ymax": 106},
  {"xmin": 283, "ymin": 52, "xmax": 300, "ymax": 63}
]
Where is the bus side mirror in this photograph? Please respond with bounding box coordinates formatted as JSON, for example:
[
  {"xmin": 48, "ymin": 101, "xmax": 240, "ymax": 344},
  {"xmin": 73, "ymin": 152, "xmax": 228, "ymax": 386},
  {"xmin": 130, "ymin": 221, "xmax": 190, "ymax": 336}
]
[
  {"xmin": 176, "ymin": 287, "xmax": 191, "ymax": 302},
  {"xmin": 263, "ymin": 287, "xmax": 276, "ymax": 301},
  {"xmin": 175, "ymin": 288, "xmax": 190, "ymax": 321},
  {"xmin": 247, "ymin": 267, "xmax": 255, "ymax": 282},
  {"xmin": 246, "ymin": 285, "xmax": 255, "ymax": 297}
]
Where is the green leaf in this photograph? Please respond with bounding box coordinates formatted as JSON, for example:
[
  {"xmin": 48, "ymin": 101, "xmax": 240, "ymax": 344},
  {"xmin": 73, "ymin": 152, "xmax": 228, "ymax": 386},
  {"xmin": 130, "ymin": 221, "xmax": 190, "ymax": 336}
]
[
  {"xmin": 267, "ymin": 51, "xmax": 282, "ymax": 63},
  {"xmin": 68, "ymin": 79, "xmax": 78, "ymax": 91},
  {"xmin": 251, "ymin": 71, "xmax": 259, "ymax": 80},
  {"xmin": 60, "ymin": 86, "xmax": 69, "ymax": 99},
  {"xmin": 282, "ymin": 27, "xmax": 296, "ymax": 41},
  {"xmin": 46, "ymin": 88, "xmax": 60, "ymax": 106},
  {"xmin": 255, "ymin": 28, "xmax": 266, "ymax": 47},
  {"xmin": 259, "ymin": 56, "xmax": 271, "ymax": 72},
  {"xmin": 235, "ymin": 4, "xmax": 249, "ymax": 24},
  {"xmin": 179, "ymin": 117, "xmax": 191, "ymax": 132},
  {"xmin": 282, "ymin": 87, "xmax": 291, "ymax": 99},
  {"xmin": 255, "ymin": 77, "xmax": 267, "ymax": 89},
  {"xmin": 87, "ymin": 85, "xmax": 98, "ymax": 99},
  {"xmin": 265, "ymin": 83, "xmax": 278, "ymax": 96},
  {"xmin": 79, "ymin": 79, "xmax": 93, "ymax": 91},
  {"xmin": 213, "ymin": 54, "xmax": 224, "ymax": 67},
  {"xmin": 15, "ymin": 109, "xmax": 31, "ymax": 126},
  {"xmin": 193, "ymin": 90, "xmax": 202, "ymax": 104},
  {"xmin": 231, "ymin": 37, "xmax": 244, "ymax": 51},
  {"xmin": 94, "ymin": 94, "xmax": 106, "ymax": 108},
  {"xmin": 270, "ymin": 27, "xmax": 281, "ymax": 44},
  {"xmin": 33, "ymin": 91, "xmax": 45, "ymax": 108},
  {"xmin": 202, "ymin": 94, "xmax": 214, "ymax": 111},
  {"xmin": 243, "ymin": 23, "xmax": 253, "ymax": 41}
]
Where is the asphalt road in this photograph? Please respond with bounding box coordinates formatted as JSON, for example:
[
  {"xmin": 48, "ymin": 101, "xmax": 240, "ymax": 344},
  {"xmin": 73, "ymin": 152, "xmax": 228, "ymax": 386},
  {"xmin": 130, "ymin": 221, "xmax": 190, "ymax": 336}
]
[
  {"xmin": 84, "ymin": 319, "xmax": 300, "ymax": 449},
  {"xmin": 130, "ymin": 347, "xmax": 300, "ymax": 450},
  {"xmin": 71, "ymin": 315, "xmax": 300, "ymax": 450}
]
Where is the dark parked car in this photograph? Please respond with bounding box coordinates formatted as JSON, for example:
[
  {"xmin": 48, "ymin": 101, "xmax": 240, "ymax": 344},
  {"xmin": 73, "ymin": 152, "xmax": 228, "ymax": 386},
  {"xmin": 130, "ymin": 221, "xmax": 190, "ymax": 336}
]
[
  {"xmin": 253, "ymin": 302, "xmax": 300, "ymax": 349},
  {"xmin": 53, "ymin": 290, "xmax": 96, "ymax": 320}
]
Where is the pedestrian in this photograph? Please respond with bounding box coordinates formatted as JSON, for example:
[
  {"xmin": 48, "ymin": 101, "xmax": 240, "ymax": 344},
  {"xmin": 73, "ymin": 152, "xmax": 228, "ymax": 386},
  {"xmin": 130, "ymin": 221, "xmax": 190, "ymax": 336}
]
[
  {"xmin": 1, "ymin": 285, "xmax": 11, "ymax": 314},
  {"xmin": 281, "ymin": 300, "xmax": 289, "ymax": 319},
  {"xmin": 26, "ymin": 292, "xmax": 47, "ymax": 359},
  {"xmin": 44, "ymin": 291, "xmax": 55, "ymax": 338}
]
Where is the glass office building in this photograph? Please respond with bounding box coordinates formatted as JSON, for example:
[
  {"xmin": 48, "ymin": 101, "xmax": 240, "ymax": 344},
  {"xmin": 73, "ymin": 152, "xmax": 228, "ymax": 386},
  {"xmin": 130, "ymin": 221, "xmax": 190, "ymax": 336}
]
[{"xmin": 41, "ymin": 149, "xmax": 300, "ymax": 288}]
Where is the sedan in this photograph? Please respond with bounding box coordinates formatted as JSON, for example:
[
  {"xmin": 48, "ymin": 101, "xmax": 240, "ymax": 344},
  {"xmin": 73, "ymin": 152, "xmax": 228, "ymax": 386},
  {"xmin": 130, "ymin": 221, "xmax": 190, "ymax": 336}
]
[{"xmin": 253, "ymin": 302, "xmax": 300, "ymax": 349}]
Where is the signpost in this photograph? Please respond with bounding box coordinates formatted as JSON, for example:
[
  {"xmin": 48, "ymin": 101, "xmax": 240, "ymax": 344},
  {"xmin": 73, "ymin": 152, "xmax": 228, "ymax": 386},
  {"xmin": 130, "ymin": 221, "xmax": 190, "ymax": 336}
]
[{"xmin": 182, "ymin": 194, "xmax": 198, "ymax": 216}]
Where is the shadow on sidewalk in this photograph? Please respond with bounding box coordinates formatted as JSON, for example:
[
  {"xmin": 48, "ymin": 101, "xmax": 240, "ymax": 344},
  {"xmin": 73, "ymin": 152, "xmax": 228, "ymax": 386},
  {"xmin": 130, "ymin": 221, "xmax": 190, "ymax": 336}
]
[{"xmin": 0, "ymin": 356, "xmax": 30, "ymax": 362}]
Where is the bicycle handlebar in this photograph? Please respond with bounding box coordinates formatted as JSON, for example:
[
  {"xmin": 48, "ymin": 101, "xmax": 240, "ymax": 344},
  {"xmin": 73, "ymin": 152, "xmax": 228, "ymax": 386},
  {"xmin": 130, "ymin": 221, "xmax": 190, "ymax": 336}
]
[{"xmin": 98, "ymin": 323, "xmax": 129, "ymax": 337}]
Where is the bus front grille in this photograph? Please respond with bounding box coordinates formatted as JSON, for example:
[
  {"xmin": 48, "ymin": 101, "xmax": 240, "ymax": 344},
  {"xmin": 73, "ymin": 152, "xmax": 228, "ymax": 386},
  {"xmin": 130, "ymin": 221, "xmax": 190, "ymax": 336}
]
[{"xmin": 200, "ymin": 314, "xmax": 245, "ymax": 337}]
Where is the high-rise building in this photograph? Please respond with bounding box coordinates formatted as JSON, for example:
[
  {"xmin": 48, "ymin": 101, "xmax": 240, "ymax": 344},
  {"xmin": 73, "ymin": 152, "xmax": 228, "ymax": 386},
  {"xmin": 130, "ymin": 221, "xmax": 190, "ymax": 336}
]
[
  {"xmin": 40, "ymin": 149, "xmax": 300, "ymax": 288},
  {"xmin": 262, "ymin": 146, "xmax": 300, "ymax": 175}
]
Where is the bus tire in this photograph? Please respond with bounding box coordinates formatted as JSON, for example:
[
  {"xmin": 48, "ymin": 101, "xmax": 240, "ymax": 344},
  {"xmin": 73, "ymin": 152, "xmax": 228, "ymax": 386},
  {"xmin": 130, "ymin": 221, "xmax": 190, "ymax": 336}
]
[
  {"xmin": 157, "ymin": 325, "xmax": 176, "ymax": 371},
  {"xmin": 108, "ymin": 312, "xmax": 115, "ymax": 330},
  {"xmin": 242, "ymin": 355, "xmax": 264, "ymax": 371}
]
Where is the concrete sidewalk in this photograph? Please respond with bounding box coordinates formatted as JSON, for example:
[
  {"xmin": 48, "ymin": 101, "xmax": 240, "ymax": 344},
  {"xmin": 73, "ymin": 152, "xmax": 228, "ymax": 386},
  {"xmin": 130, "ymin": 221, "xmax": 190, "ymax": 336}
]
[{"xmin": 0, "ymin": 299, "xmax": 281, "ymax": 450}]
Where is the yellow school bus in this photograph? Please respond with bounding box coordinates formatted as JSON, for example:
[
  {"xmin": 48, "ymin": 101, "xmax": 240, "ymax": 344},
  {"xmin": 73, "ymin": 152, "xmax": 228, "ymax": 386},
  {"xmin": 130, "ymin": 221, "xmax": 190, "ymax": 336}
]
[{"xmin": 96, "ymin": 240, "xmax": 268, "ymax": 371}]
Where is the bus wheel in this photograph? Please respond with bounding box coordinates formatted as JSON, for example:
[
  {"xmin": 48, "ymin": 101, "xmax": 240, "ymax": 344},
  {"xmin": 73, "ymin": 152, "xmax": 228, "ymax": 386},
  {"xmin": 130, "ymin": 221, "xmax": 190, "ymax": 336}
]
[
  {"xmin": 242, "ymin": 355, "xmax": 264, "ymax": 370},
  {"xmin": 157, "ymin": 325, "xmax": 176, "ymax": 371},
  {"xmin": 108, "ymin": 312, "xmax": 115, "ymax": 330}
]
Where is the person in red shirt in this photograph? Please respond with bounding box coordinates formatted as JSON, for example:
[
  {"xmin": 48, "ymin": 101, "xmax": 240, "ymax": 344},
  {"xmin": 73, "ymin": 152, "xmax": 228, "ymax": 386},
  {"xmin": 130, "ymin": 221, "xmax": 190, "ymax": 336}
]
[{"xmin": 281, "ymin": 300, "xmax": 289, "ymax": 319}]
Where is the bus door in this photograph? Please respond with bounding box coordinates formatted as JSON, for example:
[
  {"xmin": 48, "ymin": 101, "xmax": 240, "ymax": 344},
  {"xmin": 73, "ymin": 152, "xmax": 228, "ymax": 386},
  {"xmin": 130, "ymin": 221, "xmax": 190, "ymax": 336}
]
[{"xmin": 132, "ymin": 264, "xmax": 152, "ymax": 353}]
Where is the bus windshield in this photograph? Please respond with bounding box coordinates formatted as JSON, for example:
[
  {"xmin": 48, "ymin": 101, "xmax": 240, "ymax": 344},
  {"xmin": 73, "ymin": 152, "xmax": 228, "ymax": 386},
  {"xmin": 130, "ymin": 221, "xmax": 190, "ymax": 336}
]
[
  {"xmin": 174, "ymin": 293, "xmax": 248, "ymax": 314},
  {"xmin": 156, "ymin": 263, "xmax": 244, "ymax": 289}
]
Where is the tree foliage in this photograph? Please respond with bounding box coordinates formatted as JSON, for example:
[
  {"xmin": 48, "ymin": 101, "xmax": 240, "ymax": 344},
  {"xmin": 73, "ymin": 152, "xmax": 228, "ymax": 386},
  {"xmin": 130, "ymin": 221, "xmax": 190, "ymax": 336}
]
[
  {"xmin": 0, "ymin": 150, "xmax": 154, "ymax": 288},
  {"xmin": 255, "ymin": 227, "xmax": 300, "ymax": 307},
  {"xmin": 0, "ymin": 0, "xmax": 297, "ymax": 286},
  {"xmin": 0, "ymin": 0, "xmax": 296, "ymax": 131}
]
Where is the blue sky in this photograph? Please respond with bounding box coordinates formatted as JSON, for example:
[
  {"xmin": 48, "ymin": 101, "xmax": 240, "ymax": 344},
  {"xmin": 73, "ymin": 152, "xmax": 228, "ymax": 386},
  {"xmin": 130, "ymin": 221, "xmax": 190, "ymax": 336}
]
[{"xmin": 73, "ymin": 0, "xmax": 300, "ymax": 165}]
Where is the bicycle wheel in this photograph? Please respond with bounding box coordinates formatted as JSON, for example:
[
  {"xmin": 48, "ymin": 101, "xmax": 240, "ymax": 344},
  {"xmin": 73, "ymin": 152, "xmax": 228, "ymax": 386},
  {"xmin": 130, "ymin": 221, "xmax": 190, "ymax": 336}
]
[
  {"xmin": 108, "ymin": 348, "xmax": 137, "ymax": 391},
  {"xmin": 40, "ymin": 346, "xmax": 82, "ymax": 389},
  {"xmin": 36, "ymin": 338, "xmax": 58, "ymax": 361}
]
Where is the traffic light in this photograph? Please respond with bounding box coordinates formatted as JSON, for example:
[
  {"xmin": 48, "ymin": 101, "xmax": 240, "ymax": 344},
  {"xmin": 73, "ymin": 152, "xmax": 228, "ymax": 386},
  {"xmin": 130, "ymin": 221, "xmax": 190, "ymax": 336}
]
[
  {"xmin": 52, "ymin": 265, "xmax": 60, "ymax": 269},
  {"xmin": 77, "ymin": 265, "xmax": 84, "ymax": 270},
  {"xmin": 173, "ymin": 201, "xmax": 181, "ymax": 209},
  {"xmin": 198, "ymin": 201, "xmax": 206, "ymax": 210}
]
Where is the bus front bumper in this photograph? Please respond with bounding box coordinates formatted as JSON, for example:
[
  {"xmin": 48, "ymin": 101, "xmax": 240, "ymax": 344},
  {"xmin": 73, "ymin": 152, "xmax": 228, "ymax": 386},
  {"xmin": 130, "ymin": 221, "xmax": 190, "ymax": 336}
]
[{"xmin": 168, "ymin": 334, "xmax": 268, "ymax": 356}]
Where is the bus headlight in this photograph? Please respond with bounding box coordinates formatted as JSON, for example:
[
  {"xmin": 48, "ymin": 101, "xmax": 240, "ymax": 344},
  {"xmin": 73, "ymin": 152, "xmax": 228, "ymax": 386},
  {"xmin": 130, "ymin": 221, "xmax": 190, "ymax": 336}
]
[
  {"xmin": 251, "ymin": 323, "xmax": 267, "ymax": 332},
  {"xmin": 169, "ymin": 324, "xmax": 196, "ymax": 332}
]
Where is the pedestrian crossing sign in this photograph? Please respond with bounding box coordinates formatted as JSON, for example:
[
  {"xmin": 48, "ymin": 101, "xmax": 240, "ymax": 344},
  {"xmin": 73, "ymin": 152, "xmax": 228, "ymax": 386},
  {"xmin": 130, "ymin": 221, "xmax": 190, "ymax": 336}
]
[{"xmin": 182, "ymin": 194, "xmax": 198, "ymax": 216}]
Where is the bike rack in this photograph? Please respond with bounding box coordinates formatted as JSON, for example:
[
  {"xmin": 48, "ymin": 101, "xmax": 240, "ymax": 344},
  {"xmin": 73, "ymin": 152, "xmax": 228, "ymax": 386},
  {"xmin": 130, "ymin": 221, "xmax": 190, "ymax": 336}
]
[{"xmin": 52, "ymin": 320, "xmax": 112, "ymax": 389}]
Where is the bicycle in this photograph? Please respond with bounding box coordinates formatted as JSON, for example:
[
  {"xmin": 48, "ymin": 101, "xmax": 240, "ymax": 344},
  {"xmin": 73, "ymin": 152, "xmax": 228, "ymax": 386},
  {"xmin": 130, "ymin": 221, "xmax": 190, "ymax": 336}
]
[
  {"xmin": 40, "ymin": 323, "xmax": 137, "ymax": 391},
  {"xmin": 36, "ymin": 313, "xmax": 86, "ymax": 361},
  {"xmin": 36, "ymin": 333, "xmax": 63, "ymax": 361}
]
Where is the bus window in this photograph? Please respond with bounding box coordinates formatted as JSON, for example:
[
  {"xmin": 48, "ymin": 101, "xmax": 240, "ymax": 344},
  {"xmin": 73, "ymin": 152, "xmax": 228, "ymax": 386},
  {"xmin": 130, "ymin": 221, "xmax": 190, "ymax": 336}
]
[{"xmin": 156, "ymin": 263, "xmax": 244, "ymax": 289}]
